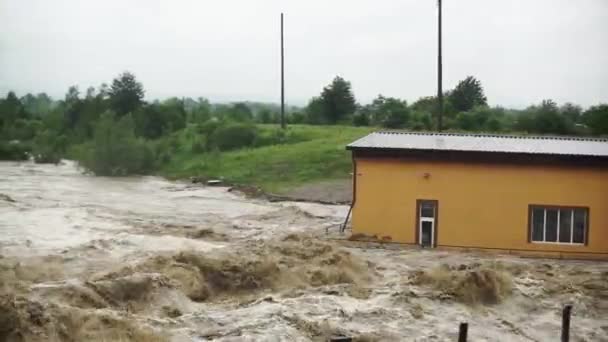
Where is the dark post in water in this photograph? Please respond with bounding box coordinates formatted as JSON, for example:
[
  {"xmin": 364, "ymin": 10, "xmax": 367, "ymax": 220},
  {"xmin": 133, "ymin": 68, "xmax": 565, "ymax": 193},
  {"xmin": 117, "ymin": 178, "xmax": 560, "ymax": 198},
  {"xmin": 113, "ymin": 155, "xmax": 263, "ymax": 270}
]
[
  {"xmin": 458, "ymin": 322, "xmax": 468, "ymax": 342},
  {"xmin": 562, "ymin": 304, "xmax": 572, "ymax": 342}
]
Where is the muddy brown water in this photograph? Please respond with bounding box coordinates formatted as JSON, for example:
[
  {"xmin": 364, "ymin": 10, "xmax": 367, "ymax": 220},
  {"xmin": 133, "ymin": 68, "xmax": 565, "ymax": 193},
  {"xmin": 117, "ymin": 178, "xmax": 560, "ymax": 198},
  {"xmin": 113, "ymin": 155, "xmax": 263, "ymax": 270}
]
[{"xmin": 1, "ymin": 161, "xmax": 607, "ymax": 341}]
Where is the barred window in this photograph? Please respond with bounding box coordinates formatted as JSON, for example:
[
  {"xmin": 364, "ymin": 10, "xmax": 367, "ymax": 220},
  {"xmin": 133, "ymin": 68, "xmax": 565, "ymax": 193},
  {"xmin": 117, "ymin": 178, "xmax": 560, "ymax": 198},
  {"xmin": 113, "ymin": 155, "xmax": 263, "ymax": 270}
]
[{"xmin": 530, "ymin": 206, "xmax": 587, "ymax": 245}]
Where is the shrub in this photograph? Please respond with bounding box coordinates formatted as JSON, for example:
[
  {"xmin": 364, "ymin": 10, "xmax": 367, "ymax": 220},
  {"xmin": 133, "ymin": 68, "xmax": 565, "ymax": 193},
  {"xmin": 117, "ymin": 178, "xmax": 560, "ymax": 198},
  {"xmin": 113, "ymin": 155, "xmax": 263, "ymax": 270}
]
[
  {"xmin": 410, "ymin": 112, "xmax": 433, "ymax": 131},
  {"xmin": 0, "ymin": 141, "xmax": 30, "ymax": 161},
  {"xmin": 75, "ymin": 112, "xmax": 154, "ymax": 176},
  {"xmin": 31, "ymin": 130, "xmax": 66, "ymax": 164},
  {"xmin": 352, "ymin": 112, "xmax": 370, "ymax": 126},
  {"xmin": 455, "ymin": 106, "xmax": 507, "ymax": 132},
  {"xmin": 191, "ymin": 138, "xmax": 206, "ymax": 153},
  {"xmin": 382, "ymin": 109, "xmax": 410, "ymax": 129},
  {"xmin": 208, "ymin": 123, "xmax": 258, "ymax": 151},
  {"xmin": 197, "ymin": 119, "xmax": 222, "ymax": 136}
]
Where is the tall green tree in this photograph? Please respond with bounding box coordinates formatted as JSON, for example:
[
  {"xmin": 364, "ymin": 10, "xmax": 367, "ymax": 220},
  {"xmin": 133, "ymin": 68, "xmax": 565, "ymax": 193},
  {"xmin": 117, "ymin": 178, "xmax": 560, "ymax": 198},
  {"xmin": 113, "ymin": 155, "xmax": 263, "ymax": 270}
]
[
  {"xmin": 448, "ymin": 76, "xmax": 487, "ymax": 112},
  {"xmin": 310, "ymin": 76, "xmax": 356, "ymax": 124},
  {"xmin": 64, "ymin": 86, "xmax": 83, "ymax": 130},
  {"xmin": 108, "ymin": 71, "xmax": 145, "ymax": 116},
  {"xmin": 0, "ymin": 91, "xmax": 32, "ymax": 140},
  {"xmin": 1, "ymin": 91, "xmax": 26, "ymax": 125}
]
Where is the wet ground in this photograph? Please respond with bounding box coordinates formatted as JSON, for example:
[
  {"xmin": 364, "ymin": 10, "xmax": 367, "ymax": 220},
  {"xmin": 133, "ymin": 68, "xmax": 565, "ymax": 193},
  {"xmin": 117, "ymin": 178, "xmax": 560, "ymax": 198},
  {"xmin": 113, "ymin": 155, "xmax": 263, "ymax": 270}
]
[{"xmin": 1, "ymin": 161, "xmax": 607, "ymax": 341}]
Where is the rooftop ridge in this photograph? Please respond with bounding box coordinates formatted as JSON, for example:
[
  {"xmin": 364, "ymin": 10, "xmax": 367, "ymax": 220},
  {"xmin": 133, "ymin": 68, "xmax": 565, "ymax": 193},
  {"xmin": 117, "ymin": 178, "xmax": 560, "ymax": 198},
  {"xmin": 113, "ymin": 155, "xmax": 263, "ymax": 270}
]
[{"xmin": 372, "ymin": 131, "xmax": 608, "ymax": 143}]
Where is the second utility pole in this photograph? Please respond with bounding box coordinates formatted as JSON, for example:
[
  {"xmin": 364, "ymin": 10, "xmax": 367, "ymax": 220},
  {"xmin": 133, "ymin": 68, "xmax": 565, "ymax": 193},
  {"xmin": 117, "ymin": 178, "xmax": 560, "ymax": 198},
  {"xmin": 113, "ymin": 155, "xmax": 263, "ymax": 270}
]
[
  {"xmin": 437, "ymin": 0, "xmax": 443, "ymax": 131},
  {"xmin": 280, "ymin": 12, "xmax": 286, "ymax": 129}
]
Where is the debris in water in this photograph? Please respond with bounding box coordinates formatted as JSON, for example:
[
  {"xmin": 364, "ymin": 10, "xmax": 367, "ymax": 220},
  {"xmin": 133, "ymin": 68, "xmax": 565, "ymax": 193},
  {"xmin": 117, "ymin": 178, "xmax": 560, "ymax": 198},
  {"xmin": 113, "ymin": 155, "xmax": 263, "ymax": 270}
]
[
  {"xmin": 162, "ymin": 305, "xmax": 182, "ymax": 318},
  {"xmin": 187, "ymin": 228, "xmax": 228, "ymax": 240},
  {"xmin": 0, "ymin": 193, "xmax": 16, "ymax": 203}
]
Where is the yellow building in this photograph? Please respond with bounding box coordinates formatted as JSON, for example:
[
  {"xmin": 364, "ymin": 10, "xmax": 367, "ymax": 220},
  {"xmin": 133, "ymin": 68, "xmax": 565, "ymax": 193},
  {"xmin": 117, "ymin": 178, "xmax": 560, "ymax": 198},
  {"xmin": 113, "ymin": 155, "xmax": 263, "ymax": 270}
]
[{"xmin": 346, "ymin": 132, "xmax": 608, "ymax": 259}]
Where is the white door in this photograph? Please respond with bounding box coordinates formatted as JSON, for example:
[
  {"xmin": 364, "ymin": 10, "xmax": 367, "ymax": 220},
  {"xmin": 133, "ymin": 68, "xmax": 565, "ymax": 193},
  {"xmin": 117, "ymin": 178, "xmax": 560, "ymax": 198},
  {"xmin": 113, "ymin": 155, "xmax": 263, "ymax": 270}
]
[
  {"xmin": 418, "ymin": 200, "xmax": 437, "ymax": 248},
  {"xmin": 419, "ymin": 218, "xmax": 435, "ymax": 247}
]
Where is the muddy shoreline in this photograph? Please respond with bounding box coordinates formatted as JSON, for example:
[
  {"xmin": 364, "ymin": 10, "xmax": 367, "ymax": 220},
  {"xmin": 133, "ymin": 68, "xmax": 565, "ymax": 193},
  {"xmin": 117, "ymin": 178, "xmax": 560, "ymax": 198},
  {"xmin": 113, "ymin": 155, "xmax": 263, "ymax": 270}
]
[{"xmin": 190, "ymin": 177, "xmax": 353, "ymax": 205}]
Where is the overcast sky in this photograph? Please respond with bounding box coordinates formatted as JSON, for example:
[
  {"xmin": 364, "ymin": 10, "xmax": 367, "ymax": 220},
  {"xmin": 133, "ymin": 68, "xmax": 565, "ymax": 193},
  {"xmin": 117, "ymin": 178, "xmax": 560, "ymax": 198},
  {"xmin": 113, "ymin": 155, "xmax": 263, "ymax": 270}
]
[{"xmin": 1, "ymin": 0, "xmax": 607, "ymax": 108}]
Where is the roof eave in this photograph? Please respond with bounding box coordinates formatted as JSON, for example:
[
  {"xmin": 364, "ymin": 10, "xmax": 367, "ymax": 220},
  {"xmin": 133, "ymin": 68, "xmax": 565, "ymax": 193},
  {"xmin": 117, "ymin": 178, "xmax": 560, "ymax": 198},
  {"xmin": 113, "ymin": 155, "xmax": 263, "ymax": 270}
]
[{"xmin": 347, "ymin": 146, "xmax": 608, "ymax": 162}]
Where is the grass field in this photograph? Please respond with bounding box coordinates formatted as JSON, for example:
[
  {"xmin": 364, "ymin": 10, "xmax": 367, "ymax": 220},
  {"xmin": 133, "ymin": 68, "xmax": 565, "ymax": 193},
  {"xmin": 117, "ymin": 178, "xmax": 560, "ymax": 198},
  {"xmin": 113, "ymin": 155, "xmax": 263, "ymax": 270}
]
[{"xmin": 160, "ymin": 124, "xmax": 375, "ymax": 192}]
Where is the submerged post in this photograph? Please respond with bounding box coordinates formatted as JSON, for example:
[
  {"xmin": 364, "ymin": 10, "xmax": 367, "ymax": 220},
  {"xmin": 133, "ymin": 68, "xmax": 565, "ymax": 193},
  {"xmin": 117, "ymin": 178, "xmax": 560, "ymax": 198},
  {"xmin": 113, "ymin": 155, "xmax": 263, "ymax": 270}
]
[
  {"xmin": 458, "ymin": 322, "xmax": 468, "ymax": 342},
  {"xmin": 561, "ymin": 304, "xmax": 572, "ymax": 342}
]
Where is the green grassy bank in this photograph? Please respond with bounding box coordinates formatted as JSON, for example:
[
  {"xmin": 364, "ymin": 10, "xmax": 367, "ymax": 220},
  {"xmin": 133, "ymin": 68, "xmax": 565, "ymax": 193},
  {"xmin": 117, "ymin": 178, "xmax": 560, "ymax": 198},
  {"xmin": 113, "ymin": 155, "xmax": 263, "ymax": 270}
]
[{"xmin": 160, "ymin": 124, "xmax": 374, "ymax": 192}]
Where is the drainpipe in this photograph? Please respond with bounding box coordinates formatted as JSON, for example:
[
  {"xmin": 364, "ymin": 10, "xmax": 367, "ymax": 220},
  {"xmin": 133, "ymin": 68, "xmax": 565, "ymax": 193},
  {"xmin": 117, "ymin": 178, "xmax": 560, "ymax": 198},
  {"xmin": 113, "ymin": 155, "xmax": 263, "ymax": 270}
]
[{"xmin": 340, "ymin": 154, "xmax": 357, "ymax": 233}]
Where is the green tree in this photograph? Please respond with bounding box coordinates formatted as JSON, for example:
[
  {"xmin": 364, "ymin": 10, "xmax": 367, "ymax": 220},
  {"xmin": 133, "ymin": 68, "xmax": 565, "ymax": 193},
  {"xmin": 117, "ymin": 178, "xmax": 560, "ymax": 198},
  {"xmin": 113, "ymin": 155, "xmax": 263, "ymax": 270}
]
[
  {"xmin": 64, "ymin": 86, "xmax": 83, "ymax": 130},
  {"xmin": 411, "ymin": 96, "xmax": 437, "ymax": 114},
  {"xmin": 257, "ymin": 108, "xmax": 273, "ymax": 124},
  {"xmin": 133, "ymin": 99, "xmax": 186, "ymax": 139},
  {"xmin": 448, "ymin": 76, "xmax": 487, "ymax": 112},
  {"xmin": 560, "ymin": 103, "xmax": 582, "ymax": 124},
  {"xmin": 516, "ymin": 100, "xmax": 573, "ymax": 134},
  {"xmin": 72, "ymin": 87, "xmax": 109, "ymax": 141},
  {"xmin": 227, "ymin": 102, "xmax": 253, "ymax": 122},
  {"xmin": 409, "ymin": 111, "xmax": 434, "ymax": 131},
  {"xmin": 0, "ymin": 91, "xmax": 32, "ymax": 140},
  {"xmin": 364, "ymin": 95, "xmax": 410, "ymax": 128},
  {"xmin": 309, "ymin": 76, "xmax": 356, "ymax": 124},
  {"xmin": 455, "ymin": 106, "xmax": 505, "ymax": 132},
  {"xmin": 160, "ymin": 98, "xmax": 187, "ymax": 131},
  {"xmin": 583, "ymin": 104, "xmax": 608, "ymax": 135},
  {"xmin": 305, "ymin": 97, "xmax": 325, "ymax": 124},
  {"xmin": 352, "ymin": 111, "xmax": 370, "ymax": 126},
  {"xmin": 108, "ymin": 71, "xmax": 145, "ymax": 116},
  {"xmin": 1, "ymin": 91, "xmax": 26, "ymax": 127},
  {"xmin": 288, "ymin": 111, "xmax": 306, "ymax": 124},
  {"xmin": 187, "ymin": 97, "xmax": 211, "ymax": 123},
  {"xmin": 21, "ymin": 93, "xmax": 54, "ymax": 117}
]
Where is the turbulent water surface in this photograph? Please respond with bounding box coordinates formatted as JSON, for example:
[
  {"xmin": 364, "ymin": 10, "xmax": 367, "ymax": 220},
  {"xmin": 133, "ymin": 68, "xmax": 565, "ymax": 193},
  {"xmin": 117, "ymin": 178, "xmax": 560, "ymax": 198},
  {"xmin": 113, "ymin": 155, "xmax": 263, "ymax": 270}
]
[{"xmin": 1, "ymin": 161, "xmax": 607, "ymax": 342}]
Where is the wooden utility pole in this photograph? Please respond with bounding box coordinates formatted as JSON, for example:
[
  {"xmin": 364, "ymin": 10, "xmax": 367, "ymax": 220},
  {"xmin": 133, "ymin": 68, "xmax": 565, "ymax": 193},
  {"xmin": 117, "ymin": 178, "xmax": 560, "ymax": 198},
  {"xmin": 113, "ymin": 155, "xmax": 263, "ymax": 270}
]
[
  {"xmin": 437, "ymin": 0, "xmax": 443, "ymax": 131},
  {"xmin": 280, "ymin": 12, "xmax": 286, "ymax": 129}
]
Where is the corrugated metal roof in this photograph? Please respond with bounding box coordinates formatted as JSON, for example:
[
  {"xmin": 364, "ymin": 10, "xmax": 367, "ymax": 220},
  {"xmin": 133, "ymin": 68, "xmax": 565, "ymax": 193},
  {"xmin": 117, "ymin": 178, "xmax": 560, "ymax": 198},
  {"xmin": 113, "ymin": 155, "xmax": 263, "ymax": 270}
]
[{"xmin": 347, "ymin": 131, "xmax": 608, "ymax": 157}]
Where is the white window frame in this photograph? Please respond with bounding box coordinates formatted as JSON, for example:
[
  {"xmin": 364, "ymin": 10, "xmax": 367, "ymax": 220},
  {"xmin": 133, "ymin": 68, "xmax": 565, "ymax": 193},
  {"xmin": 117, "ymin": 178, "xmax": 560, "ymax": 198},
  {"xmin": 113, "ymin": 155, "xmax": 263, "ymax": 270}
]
[{"xmin": 530, "ymin": 206, "xmax": 587, "ymax": 245}]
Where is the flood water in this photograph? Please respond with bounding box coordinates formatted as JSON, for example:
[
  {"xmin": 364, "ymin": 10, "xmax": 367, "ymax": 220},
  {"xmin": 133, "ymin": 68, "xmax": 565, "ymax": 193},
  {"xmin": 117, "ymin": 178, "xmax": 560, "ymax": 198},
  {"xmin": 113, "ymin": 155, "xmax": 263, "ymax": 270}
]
[
  {"xmin": 1, "ymin": 161, "xmax": 607, "ymax": 342},
  {"xmin": 0, "ymin": 161, "xmax": 345, "ymax": 257}
]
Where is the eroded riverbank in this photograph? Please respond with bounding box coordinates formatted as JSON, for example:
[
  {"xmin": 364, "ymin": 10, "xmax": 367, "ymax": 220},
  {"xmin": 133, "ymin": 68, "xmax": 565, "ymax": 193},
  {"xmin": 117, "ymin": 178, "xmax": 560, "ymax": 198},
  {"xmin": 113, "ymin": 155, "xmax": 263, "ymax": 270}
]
[{"xmin": 1, "ymin": 161, "xmax": 607, "ymax": 341}]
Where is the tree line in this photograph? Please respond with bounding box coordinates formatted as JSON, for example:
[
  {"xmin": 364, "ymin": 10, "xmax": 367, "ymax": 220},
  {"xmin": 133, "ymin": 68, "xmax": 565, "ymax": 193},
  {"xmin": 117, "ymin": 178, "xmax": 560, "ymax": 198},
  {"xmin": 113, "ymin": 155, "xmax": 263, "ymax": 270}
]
[
  {"xmin": 1, "ymin": 71, "xmax": 607, "ymax": 175},
  {"xmin": 295, "ymin": 75, "xmax": 608, "ymax": 136}
]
